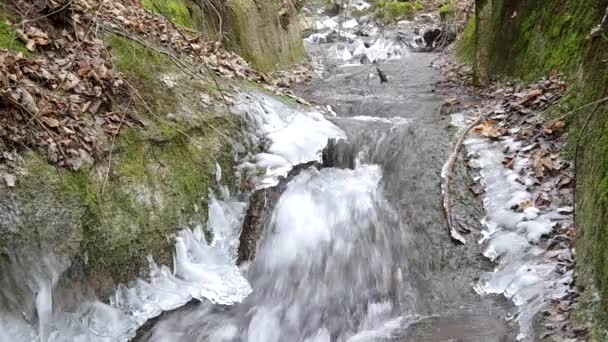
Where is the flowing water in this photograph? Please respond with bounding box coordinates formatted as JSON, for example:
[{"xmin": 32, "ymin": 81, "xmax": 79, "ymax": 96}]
[
  {"xmin": 138, "ymin": 46, "xmax": 519, "ymax": 341},
  {"xmin": 0, "ymin": 11, "xmax": 528, "ymax": 342}
]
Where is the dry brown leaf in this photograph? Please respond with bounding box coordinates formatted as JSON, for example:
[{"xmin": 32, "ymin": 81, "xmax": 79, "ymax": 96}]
[
  {"xmin": 473, "ymin": 120, "xmax": 506, "ymax": 139},
  {"xmin": 536, "ymin": 192, "xmax": 551, "ymax": 207},
  {"xmin": 25, "ymin": 40, "xmax": 36, "ymax": 52},
  {"xmin": 519, "ymin": 89, "xmax": 543, "ymax": 105},
  {"xmin": 532, "ymin": 152, "xmax": 544, "ymax": 178},
  {"xmin": 502, "ymin": 155, "xmax": 515, "ymax": 169},
  {"xmin": 40, "ymin": 116, "xmax": 60, "ymax": 127},
  {"xmin": 3, "ymin": 173, "xmax": 16, "ymax": 187},
  {"xmin": 544, "ymin": 121, "xmax": 566, "ymax": 135},
  {"xmin": 541, "ymin": 157, "xmax": 554, "ymax": 171}
]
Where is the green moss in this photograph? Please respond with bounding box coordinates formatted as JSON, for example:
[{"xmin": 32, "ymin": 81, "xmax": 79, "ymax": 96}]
[
  {"xmin": 227, "ymin": 0, "xmax": 304, "ymax": 71},
  {"xmin": 573, "ymin": 101, "xmax": 608, "ymax": 339},
  {"xmin": 472, "ymin": 0, "xmax": 608, "ymax": 337},
  {"xmin": 383, "ymin": 2, "xmax": 415, "ymax": 22},
  {"xmin": 56, "ymin": 116, "xmax": 237, "ymax": 286},
  {"xmin": 456, "ymin": 15, "xmax": 476, "ymax": 64},
  {"xmin": 0, "ymin": 5, "xmax": 28, "ymax": 53},
  {"xmin": 141, "ymin": 0, "xmax": 196, "ymax": 28},
  {"xmin": 106, "ymin": 33, "xmax": 180, "ymax": 118},
  {"xmin": 106, "ymin": 34, "xmax": 172, "ymax": 81},
  {"xmin": 2, "ymin": 154, "xmax": 84, "ymax": 256},
  {"xmin": 439, "ymin": 1, "xmax": 455, "ymax": 21},
  {"xmin": 351, "ymin": 5, "xmax": 375, "ymax": 18}
]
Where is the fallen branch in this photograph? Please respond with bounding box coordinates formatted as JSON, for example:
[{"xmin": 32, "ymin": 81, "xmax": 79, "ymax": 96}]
[{"xmin": 442, "ymin": 111, "xmax": 483, "ymax": 244}]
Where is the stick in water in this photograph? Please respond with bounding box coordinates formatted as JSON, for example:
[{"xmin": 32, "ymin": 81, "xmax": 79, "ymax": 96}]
[{"xmin": 442, "ymin": 112, "xmax": 483, "ymax": 244}]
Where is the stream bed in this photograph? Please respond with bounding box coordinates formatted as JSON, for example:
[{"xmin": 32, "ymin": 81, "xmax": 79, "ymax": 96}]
[{"xmin": 138, "ymin": 24, "xmax": 519, "ymax": 342}]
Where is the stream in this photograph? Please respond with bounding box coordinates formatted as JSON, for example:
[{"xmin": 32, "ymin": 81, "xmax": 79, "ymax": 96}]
[
  {"xmin": 137, "ymin": 22, "xmax": 518, "ymax": 342},
  {"xmin": 2, "ymin": 4, "xmax": 546, "ymax": 342}
]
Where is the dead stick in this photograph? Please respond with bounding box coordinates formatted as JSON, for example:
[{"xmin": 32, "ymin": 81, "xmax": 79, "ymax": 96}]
[
  {"xmin": 547, "ymin": 95, "xmax": 608, "ymax": 125},
  {"xmin": 442, "ymin": 112, "xmax": 483, "ymax": 244}
]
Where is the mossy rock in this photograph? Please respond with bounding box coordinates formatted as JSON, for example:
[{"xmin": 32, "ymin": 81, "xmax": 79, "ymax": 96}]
[
  {"xmin": 225, "ymin": 0, "xmax": 305, "ymax": 71},
  {"xmin": 382, "ymin": 2, "xmax": 416, "ymax": 22},
  {"xmin": 0, "ymin": 28, "xmax": 241, "ymax": 297},
  {"xmin": 0, "ymin": 154, "xmax": 84, "ymax": 258},
  {"xmin": 456, "ymin": 15, "xmax": 476, "ymax": 64}
]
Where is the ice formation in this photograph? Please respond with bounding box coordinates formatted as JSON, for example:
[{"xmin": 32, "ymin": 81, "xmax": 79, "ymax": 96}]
[
  {"xmin": 235, "ymin": 91, "xmax": 346, "ymax": 188},
  {"xmin": 0, "ymin": 193, "xmax": 249, "ymax": 342},
  {"xmin": 463, "ymin": 131, "xmax": 573, "ymax": 341}
]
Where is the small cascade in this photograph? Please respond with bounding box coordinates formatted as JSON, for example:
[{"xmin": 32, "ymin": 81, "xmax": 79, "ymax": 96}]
[{"xmin": 145, "ymin": 164, "xmax": 413, "ymax": 341}]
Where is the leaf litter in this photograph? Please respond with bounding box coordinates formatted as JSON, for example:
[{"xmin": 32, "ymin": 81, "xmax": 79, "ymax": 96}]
[
  {"xmin": 436, "ymin": 55, "xmax": 587, "ymax": 340},
  {"xmin": 1, "ymin": 0, "xmax": 314, "ymax": 183}
]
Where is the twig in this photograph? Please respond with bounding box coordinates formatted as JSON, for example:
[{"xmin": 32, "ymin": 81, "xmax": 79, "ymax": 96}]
[
  {"xmin": 548, "ymin": 95, "xmax": 608, "ymax": 124},
  {"xmin": 531, "ymin": 95, "xmax": 608, "ymax": 141},
  {"xmin": 100, "ymin": 108, "xmax": 130, "ymax": 197},
  {"xmin": 442, "ymin": 111, "xmax": 483, "ymax": 244}
]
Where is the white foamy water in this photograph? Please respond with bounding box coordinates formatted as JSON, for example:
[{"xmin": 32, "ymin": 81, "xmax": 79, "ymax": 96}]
[
  {"xmin": 236, "ymin": 91, "xmax": 346, "ymax": 188},
  {"xmin": 146, "ymin": 164, "xmax": 411, "ymax": 342},
  {"xmin": 463, "ymin": 133, "xmax": 572, "ymax": 341}
]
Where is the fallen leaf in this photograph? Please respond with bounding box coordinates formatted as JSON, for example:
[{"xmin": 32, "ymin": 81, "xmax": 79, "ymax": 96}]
[
  {"xmin": 473, "ymin": 120, "xmax": 506, "ymax": 139},
  {"xmin": 40, "ymin": 116, "xmax": 60, "ymax": 127},
  {"xmin": 502, "ymin": 155, "xmax": 516, "ymax": 169},
  {"xmin": 541, "ymin": 157, "xmax": 554, "ymax": 171},
  {"xmin": 48, "ymin": 142, "xmax": 59, "ymax": 163},
  {"xmin": 13, "ymin": 88, "xmax": 39, "ymax": 114},
  {"xmin": 520, "ymin": 89, "xmax": 543, "ymax": 104},
  {"xmin": 557, "ymin": 175, "xmax": 572, "ymax": 188},
  {"xmin": 532, "ymin": 152, "xmax": 544, "ymax": 178},
  {"xmin": 536, "ymin": 192, "xmax": 551, "ymax": 207},
  {"xmin": 544, "ymin": 121, "xmax": 566, "ymax": 135}
]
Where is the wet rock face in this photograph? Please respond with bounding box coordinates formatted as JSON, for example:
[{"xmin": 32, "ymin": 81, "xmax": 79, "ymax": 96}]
[
  {"xmin": 409, "ymin": 26, "xmax": 456, "ymax": 51},
  {"xmin": 237, "ymin": 186, "xmax": 282, "ymax": 264},
  {"xmin": 237, "ymin": 161, "xmax": 320, "ymax": 264},
  {"xmin": 322, "ymin": 138, "xmax": 357, "ymax": 169},
  {"xmin": 237, "ymin": 139, "xmax": 357, "ymax": 264},
  {"xmin": 423, "ymin": 28, "xmax": 443, "ymax": 48}
]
